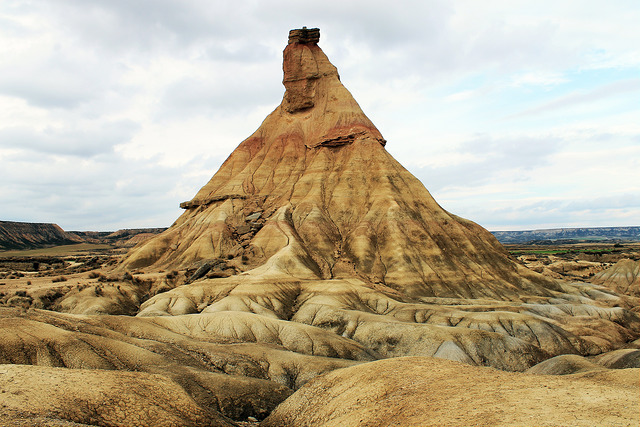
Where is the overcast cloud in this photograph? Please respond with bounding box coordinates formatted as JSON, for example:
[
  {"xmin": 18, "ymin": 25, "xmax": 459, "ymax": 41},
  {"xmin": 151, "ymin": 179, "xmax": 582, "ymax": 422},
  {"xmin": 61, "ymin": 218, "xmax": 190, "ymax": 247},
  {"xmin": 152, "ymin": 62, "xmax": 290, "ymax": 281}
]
[{"xmin": 1, "ymin": 0, "xmax": 638, "ymax": 231}]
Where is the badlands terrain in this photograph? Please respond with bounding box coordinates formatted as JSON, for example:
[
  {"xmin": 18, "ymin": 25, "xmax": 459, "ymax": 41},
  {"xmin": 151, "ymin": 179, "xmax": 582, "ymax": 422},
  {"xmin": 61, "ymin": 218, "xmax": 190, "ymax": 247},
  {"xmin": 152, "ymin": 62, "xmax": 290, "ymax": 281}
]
[{"xmin": 1, "ymin": 28, "xmax": 639, "ymax": 426}]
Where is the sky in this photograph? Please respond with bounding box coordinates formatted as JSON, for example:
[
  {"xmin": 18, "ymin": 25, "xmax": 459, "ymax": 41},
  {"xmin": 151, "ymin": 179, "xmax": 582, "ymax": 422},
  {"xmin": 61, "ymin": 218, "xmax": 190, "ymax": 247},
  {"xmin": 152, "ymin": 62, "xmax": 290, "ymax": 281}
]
[{"xmin": 1, "ymin": 0, "xmax": 639, "ymax": 231}]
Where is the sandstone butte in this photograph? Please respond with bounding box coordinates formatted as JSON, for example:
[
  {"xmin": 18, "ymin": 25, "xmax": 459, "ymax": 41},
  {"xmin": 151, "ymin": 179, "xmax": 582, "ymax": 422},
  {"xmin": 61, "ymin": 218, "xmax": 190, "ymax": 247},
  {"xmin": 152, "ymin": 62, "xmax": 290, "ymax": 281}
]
[{"xmin": 1, "ymin": 28, "xmax": 639, "ymax": 427}]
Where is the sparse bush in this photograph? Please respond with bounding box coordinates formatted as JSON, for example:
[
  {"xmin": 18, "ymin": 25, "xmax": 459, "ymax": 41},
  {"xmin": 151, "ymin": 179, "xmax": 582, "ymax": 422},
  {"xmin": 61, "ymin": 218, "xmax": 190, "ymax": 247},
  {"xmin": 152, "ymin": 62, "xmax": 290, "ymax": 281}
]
[
  {"xmin": 88, "ymin": 271, "xmax": 102, "ymax": 279},
  {"xmin": 52, "ymin": 276, "xmax": 68, "ymax": 283}
]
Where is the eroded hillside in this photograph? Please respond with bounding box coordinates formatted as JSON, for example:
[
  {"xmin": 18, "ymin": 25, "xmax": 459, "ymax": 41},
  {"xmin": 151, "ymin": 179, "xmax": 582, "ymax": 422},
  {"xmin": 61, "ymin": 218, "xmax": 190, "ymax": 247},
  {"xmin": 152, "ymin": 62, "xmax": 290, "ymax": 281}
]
[{"xmin": 1, "ymin": 28, "xmax": 638, "ymax": 427}]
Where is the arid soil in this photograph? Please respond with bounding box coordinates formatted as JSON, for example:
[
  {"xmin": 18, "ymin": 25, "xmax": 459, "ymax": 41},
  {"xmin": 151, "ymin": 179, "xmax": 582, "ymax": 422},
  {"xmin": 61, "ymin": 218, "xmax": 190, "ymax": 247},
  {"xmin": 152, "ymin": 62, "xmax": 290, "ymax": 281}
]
[{"xmin": 263, "ymin": 357, "xmax": 639, "ymax": 427}]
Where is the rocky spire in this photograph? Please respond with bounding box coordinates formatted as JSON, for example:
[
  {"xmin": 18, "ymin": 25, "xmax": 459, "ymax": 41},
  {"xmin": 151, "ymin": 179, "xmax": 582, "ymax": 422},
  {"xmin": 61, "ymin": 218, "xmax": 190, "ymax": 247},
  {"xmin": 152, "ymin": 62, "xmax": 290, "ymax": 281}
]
[{"xmin": 122, "ymin": 29, "xmax": 560, "ymax": 303}]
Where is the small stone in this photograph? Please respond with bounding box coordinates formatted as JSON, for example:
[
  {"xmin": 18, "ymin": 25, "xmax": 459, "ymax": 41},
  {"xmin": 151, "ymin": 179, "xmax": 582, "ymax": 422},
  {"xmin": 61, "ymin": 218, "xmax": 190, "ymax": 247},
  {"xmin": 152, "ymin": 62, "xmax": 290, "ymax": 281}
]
[{"xmin": 237, "ymin": 225, "xmax": 252, "ymax": 235}]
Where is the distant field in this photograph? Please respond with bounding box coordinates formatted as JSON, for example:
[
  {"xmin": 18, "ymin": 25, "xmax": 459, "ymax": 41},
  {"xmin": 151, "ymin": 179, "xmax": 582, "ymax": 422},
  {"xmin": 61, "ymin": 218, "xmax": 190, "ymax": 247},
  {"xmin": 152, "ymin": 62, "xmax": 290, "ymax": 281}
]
[
  {"xmin": 508, "ymin": 248, "xmax": 619, "ymax": 255},
  {"xmin": 0, "ymin": 243, "xmax": 114, "ymax": 257},
  {"xmin": 504, "ymin": 241, "xmax": 639, "ymax": 257}
]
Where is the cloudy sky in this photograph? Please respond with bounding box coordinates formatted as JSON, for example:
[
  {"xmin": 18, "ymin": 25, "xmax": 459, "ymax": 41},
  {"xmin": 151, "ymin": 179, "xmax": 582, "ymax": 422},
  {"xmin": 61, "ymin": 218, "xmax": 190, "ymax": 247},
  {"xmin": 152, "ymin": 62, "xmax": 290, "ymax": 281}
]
[{"xmin": 1, "ymin": 0, "xmax": 638, "ymax": 231}]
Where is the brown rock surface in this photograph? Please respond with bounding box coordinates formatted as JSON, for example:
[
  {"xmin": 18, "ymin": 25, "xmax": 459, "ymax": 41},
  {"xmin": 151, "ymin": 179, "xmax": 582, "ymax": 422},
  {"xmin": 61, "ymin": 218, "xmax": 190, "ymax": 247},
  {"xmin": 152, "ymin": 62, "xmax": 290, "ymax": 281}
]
[{"xmin": 262, "ymin": 357, "xmax": 639, "ymax": 427}]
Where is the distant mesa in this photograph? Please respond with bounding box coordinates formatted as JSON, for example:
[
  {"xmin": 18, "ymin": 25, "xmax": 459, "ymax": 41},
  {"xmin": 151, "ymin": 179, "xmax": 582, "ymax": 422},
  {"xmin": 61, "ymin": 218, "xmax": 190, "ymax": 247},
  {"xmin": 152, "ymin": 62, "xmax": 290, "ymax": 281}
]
[
  {"xmin": 492, "ymin": 226, "xmax": 640, "ymax": 244},
  {"xmin": 0, "ymin": 221, "xmax": 166, "ymax": 251},
  {"xmin": 0, "ymin": 221, "xmax": 82, "ymax": 250}
]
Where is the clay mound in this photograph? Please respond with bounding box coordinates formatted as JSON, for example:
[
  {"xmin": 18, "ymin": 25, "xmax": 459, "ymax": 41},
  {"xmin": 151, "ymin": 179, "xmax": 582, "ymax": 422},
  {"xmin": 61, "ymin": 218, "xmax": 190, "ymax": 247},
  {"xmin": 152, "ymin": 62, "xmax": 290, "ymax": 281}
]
[
  {"xmin": 121, "ymin": 28, "xmax": 561, "ymax": 302},
  {"xmin": 0, "ymin": 364, "xmax": 231, "ymax": 427},
  {"xmin": 526, "ymin": 349, "xmax": 640, "ymax": 375},
  {"xmin": 262, "ymin": 357, "xmax": 639, "ymax": 427},
  {"xmin": 590, "ymin": 258, "xmax": 639, "ymax": 297},
  {"xmin": 53, "ymin": 282, "xmax": 143, "ymax": 315},
  {"xmin": 526, "ymin": 354, "xmax": 606, "ymax": 375},
  {"xmin": 594, "ymin": 348, "xmax": 640, "ymax": 369}
]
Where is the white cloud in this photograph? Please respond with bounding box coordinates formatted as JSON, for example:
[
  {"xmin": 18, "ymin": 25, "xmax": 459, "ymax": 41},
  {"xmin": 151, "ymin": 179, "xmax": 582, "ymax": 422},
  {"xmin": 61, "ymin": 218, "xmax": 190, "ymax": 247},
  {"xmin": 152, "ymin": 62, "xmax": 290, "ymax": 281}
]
[{"xmin": 508, "ymin": 79, "xmax": 640, "ymax": 119}]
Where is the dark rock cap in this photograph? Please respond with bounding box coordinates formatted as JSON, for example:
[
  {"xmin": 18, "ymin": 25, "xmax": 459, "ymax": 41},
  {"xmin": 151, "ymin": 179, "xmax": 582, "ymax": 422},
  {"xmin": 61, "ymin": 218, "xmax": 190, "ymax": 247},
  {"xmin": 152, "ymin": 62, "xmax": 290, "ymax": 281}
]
[{"xmin": 288, "ymin": 27, "xmax": 320, "ymax": 45}]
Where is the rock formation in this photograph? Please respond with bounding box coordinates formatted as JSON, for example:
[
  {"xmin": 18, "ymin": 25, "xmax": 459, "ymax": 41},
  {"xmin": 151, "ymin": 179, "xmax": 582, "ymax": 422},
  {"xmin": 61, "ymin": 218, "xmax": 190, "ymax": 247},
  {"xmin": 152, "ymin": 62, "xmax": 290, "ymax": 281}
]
[
  {"xmin": 122, "ymin": 28, "xmax": 561, "ymax": 303},
  {"xmin": 2, "ymin": 29, "xmax": 639, "ymax": 426},
  {"xmin": 118, "ymin": 28, "xmax": 638, "ymax": 367}
]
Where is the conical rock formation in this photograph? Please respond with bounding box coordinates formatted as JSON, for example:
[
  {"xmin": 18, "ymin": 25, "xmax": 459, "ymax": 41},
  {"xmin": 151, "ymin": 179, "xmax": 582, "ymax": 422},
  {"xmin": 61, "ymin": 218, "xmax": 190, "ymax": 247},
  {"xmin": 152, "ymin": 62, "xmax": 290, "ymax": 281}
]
[{"xmin": 123, "ymin": 28, "xmax": 559, "ymax": 301}]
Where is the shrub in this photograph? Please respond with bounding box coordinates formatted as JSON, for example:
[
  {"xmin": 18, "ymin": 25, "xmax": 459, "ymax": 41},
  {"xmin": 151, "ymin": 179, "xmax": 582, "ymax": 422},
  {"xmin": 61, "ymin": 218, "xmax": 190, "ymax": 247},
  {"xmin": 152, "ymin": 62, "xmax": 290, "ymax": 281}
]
[{"xmin": 52, "ymin": 276, "xmax": 68, "ymax": 283}]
